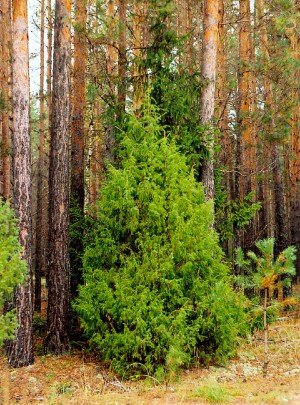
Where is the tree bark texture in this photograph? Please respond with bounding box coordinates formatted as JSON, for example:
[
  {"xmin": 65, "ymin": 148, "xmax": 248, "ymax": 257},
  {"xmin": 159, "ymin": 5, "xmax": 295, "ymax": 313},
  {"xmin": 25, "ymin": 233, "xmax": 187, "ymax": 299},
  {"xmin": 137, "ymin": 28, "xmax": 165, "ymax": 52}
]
[
  {"xmin": 257, "ymin": 0, "xmax": 288, "ymax": 255},
  {"xmin": 34, "ymin": 0, "xmax": 46, "ymax": 313},
  {"xmin": 118, "ymin": 0, "xmax": 127, "ymax": 116},
  {"xmin": 200, "ymin": 0, "xmax": 219, "ymax": 200},
  {"xmin": 8, "ymin": 0, "xmax": 34, "ymax": 368},
  {"xmin": 132, "ymin": 0, "xmax": 144, "ymax": 113},
  {"xmin": 290, "ymin": 0, "xmax": 300, "ymax": 278},
  {"xmin": 237, "ymin": 0, "xmax": 255, "ymax": 200},
  {"xmin": 45, "ymin": 0, "xmax": 71, "ymax": 354},
  {"xmin": 70, "ymin": 0, "xmax": 87, "ymax": 299}
]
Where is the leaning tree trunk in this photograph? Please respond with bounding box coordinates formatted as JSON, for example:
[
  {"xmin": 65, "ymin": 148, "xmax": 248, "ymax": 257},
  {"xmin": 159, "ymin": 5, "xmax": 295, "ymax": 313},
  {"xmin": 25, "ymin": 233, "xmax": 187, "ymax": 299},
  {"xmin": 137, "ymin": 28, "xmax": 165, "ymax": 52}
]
[
  {"xmin": 200, "ymin": 0, "xmax": 219, "ymax": 200},
  {"xmin": 8, "ymin": 0, "xmax": 34, "ymax": 368},
  {"xmin": 45, "ymin": 0, "xmax": 71, "ymax": 354},
  {"xmin": 70, "ymin": 0, "xmax": 87, "ymax": 299}
]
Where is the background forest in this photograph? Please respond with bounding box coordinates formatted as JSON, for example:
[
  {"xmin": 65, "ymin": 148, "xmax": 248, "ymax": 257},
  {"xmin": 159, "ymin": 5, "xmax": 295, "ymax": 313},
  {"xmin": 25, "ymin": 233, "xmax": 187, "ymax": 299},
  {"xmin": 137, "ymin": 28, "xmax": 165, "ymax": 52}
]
[{"xmin": 0, "ymin": 0, "xmax": 300, "ymax": 393}]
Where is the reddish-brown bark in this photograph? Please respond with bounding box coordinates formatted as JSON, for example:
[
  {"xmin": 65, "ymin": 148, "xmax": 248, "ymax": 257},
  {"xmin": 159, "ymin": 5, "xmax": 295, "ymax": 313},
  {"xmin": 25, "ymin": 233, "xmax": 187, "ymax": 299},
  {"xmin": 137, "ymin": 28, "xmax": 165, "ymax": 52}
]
[
  {"xmin": 70, "ymin": 0, "xmax": 87, "ymax": 298},
  {"xmin": 34, "ymin": 0, "xmax": 46, "ymax": 313},
  {"xmin": 200, "ymin": 0, "xmax": 219, "ymax": 200},
  {"xmin": 8, "ymin": 0, "xmax": 34, "ymax": 368},
  {"xmin": 45, "ymin": 0, "xmax": 71, "ymax": 354},
  {"xmin": 118, "ymin": 0, "xmax": 127, "ymax": 116}
]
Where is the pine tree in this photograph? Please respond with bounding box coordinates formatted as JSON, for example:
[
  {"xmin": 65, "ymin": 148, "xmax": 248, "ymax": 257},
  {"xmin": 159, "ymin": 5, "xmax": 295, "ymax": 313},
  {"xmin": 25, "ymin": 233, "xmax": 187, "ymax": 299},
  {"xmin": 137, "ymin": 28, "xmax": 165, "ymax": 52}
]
[
  {"xmin": 70, "ymin": 0, "xmax": 87, "ymax": 299},
  {"xmin": 45, "ymin": 0, "xmax": 71, "ymax": 354},
  {"xmin": 200, "ymin": 0, "xmax": 219, "ymax": 200},
  {"xmin": 8, "ymin": 0, "xmax": 34, "ymax": 367},
  {"xmin": 35, "ymin": 0, "xmax": 46, "ymax": 313}
]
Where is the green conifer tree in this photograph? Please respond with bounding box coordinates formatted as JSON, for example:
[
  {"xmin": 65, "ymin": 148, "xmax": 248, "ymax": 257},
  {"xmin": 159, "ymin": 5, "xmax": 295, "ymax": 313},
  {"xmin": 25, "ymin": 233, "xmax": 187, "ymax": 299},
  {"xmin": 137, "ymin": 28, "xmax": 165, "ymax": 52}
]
[{"xmin": 75, "ymin": 100, "xmax": 247, "ymax": 379}]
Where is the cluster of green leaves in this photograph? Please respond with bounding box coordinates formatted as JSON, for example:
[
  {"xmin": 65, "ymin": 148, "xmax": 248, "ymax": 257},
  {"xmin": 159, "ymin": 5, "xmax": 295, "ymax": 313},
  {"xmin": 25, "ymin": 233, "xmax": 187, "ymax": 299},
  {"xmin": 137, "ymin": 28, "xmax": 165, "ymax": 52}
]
[
  {"xmin": 0, "ymin": 200, "xmax": 27, "ymax": 345},
  {"xmin": 75, "ymin": 102, "xmax": 248, "ymax": 379}
]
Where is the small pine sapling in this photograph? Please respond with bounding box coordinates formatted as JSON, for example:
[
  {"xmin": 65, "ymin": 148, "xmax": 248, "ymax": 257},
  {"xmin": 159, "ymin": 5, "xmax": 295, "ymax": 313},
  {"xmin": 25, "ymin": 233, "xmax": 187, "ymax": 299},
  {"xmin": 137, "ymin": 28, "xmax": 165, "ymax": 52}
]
[{"xmin": 236, "ymin": 238, "xmax": 296, "ymax": 376}]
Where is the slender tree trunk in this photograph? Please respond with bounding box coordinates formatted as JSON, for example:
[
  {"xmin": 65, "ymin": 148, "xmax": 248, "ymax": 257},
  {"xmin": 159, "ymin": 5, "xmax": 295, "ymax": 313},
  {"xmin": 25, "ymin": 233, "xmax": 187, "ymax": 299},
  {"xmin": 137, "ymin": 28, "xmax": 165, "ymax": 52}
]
[
  {"xmin": 290, "ymin": 0, "xmax": 300, "ymax": 279},
  {"xmin": 89, "ymin": 101, "xmax": 103, "ymax": 206},
  {"xmin": 200, "ymin": 0, "xmax": 219, "ymax": 200},
  {"xmin": 257, "ymin": 0, "xmax": 287, "ymax": 254},
  {"xmin": 0, "ymin": 0, "xmax": 11, "ymax": 201},
  {"xmin": 45, "ymin": 0, "xmax": 71, "ymax": 354},
  {"xmin": 34, "ymin": 0, "xmax": 45, "ymax": 313},
  {"xmin": 47, "ymin": 0, "xmax": 53, "ymax": 116},
  {"xmin": 236, "ymin": 0, "xmax": 257, "ymax": 251},
  {"xmin": 106, "ymin": 0, "xmax": 117, "ymax": 83},
  {"xmin": 118, "ymin": 0, "xmax": 126, "ymax": 116},
  {"xmin": 104, "ymin": 0, "xmax": 117, "ymax": 164},
  {"xmin": 237, "ymin": 0, "xmax": 255, "ymax": 200},
  {"xmin": 132, "ymin": 1, "xmax": 143, "ymax": 113},
  {"xmin": 8, "ymin": 0, "xmax": 34, "ymax": 368},
  {"xmin": 70, "ymin": 0, "xmax": 87, "ymax": 299},
  {"xmin": 216, "ymin": 0, "xmax": 234, "ymax": 256}
]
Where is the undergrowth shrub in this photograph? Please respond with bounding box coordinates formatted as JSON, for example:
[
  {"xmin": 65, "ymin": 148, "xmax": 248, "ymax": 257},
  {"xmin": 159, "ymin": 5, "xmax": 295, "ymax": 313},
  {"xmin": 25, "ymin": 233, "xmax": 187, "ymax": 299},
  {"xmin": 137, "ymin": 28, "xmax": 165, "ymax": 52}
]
[
  {"xmin": 0, "ymin": 200, "xmax": 27, "ymax": 345},
  {"xmin": 75, "ymin": 102, "xmax": 247, "ymax": 379}
]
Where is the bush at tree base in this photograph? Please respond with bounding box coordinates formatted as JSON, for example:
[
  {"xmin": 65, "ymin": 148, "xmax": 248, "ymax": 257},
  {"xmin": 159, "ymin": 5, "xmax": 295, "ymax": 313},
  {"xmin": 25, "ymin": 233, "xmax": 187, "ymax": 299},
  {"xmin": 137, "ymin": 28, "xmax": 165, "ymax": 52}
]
[
  {"xmin": 75, "ymin": 103, "xmax": 248, "ymax": 379},
  {"xmin": 0, "ymin": 200, "xmax": 27, "ymax": 346}
]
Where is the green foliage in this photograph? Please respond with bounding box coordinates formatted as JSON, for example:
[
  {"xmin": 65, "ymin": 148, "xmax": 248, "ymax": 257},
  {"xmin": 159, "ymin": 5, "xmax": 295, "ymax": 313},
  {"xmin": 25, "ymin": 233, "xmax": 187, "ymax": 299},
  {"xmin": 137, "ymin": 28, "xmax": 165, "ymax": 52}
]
[
  {"xmin": 214, "ymin": 174, "xmax": 261, "ymax": 243},
  {"xmin": 75, "ymin": 102, "xmax": 247, "ymax": 379},
  {"xmin": 0, "ymin": 200, "xmax": 27, "ymax": 346},
  {"xmin": 33, "ymin": 313, "xmax": 47, "ymax": 337},
  {"xmin": 248, "ymin": 300, "xmax": 280, "ymax": 332},
  {"xmin": 139, "ymin": 0, "xmax": 207, "ymax": 177},
  {"xmin": 235, "ymin": 238, "xmax": 296, "ymax": 331},
  {"xmin": 236, "ymin": 238, "xmax": 296, "ymax": 292}
]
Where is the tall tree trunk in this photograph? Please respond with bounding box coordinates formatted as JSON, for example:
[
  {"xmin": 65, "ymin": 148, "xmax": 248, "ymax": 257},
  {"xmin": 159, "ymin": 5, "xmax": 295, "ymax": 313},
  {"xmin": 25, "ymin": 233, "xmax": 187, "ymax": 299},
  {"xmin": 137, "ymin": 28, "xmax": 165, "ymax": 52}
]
[
  {"xmin": 106, "ymin": 0, "xmax": 117, "ymax": 83},
  {"xmin": 47, "ymin": 0, "xmax": 53, "ymax": 117},
  {"xmin": 45, "ymin": 0, "xmax": 71, "ymax": 354},
  {"xmin": 103, "ymin": 0, "xmax": 117, "ymax": 164},
  {"xmin": 118, "ymin": 0, "xmax": 126, "ymax": 116},
  {"xmin": 237, "ymin": 0, "xmax": 255, "ymax": 198},
  {"xmin": 216, "ymin": 0, "xmax": 234, "ymax": 256},
  {"xmin": 132, "ymin": 0, "xmax": 143, "ymax": 113},
  {"xmin": 34, "ymin": 0, "xmax": 45, "ymax": 313},
  {"xmin": 8, "ymin": 0, "xmax": 34, "ymax": 368},
  {"xmin": 0, "ymin": 0, "xmax": 11, "ymax": 201},
  {"xmin": 89, "ymin": 100, "xmax": 103, "ymax": 206},
  {"xmin": 290, "ymin": 0, "xmax": 300, "ymax": 278},
  {"xmin": 70, "ymin": 0, "xmax": 87, "ymax": 299},
  {"xmin": 200, "ymin": 0, "xmax": 219, "ymax": 200},
  {"xmin": 236, "ymin": 0, "xmax": 256, "ymax": 250},
  {"xmin": 257, "ymin": 0, "xmax": 287, "ymax": 255}
]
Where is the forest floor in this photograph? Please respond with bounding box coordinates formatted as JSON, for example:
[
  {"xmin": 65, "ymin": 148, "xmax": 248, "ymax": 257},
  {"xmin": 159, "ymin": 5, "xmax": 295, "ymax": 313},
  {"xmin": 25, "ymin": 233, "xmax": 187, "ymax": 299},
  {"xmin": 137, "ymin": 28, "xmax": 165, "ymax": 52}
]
[{"xmin": 1, "ymin": 298, "xmax": 300, "ymax": 404}]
